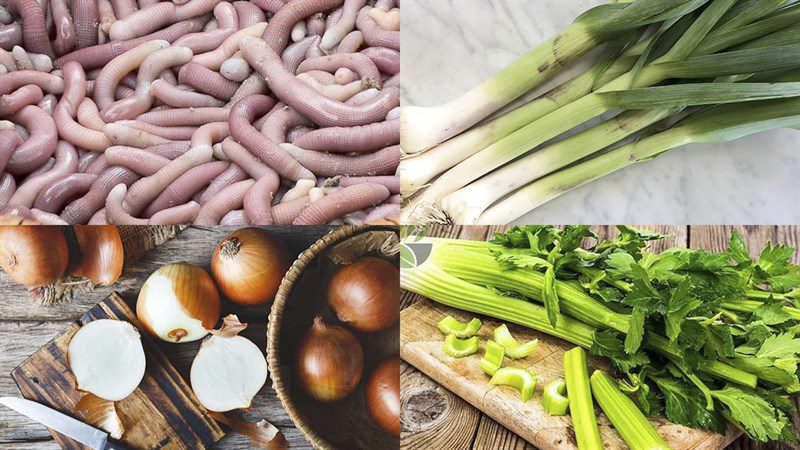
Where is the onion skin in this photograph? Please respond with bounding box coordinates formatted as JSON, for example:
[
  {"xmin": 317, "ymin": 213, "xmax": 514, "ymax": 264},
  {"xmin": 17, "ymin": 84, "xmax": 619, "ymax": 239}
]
[
  {"xmin": 366, "ymin": 355, "xmax": 400, "ymax": 437},
  {"xmin": 70, "ymin": 225, "xmax": 124, "ymax": 285},
  {"xmin": 0, "ymin": 226, "xmax": 69, "ymax": 286},
  {"xmin": 136, "ymin": 262, "xmax": 221, "ymax": 343},
  {"xmin": 211, "ymin": 227, "xmax": 290, "ymax": 306},
  {"xmin": 297, "ymin": 316, "xmax": 364, "ymax": 402},
  {"xmin": 327, "ymin": 257, "xmax": 400, "ymax": 333}
]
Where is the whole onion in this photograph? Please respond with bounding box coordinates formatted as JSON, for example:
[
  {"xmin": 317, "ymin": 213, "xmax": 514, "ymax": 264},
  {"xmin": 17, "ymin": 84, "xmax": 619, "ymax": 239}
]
[
  {"xmin": 0, "ymin": 226, "xmax": 69, "ymax": 286},
  {"xmin": 328, "ymin": 257, "xmax": 400, "ymax": 333},
  {"xmin": 296, "ymin": 316, "xmax": 364, "ymax": 402},
  {"xmin": 70, "ymin": 225, "xmax": 124, "ymax": 285},
  {"xmin": 211, "ymin": 228, "xmax": 290, "ymax": 305},
  {"xmin": 136, "ymin": 262, "xmax": 221, "ymax": 343},
  {"xmin": 366, "ymin": 355, "xmax": 400, "ymax": 437}
]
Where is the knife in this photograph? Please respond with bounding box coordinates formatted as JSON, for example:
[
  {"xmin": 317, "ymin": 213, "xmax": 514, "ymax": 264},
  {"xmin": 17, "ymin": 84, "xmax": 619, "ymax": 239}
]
[{"xmin": 0, "ymin": 397, "xmax": 129, "ymax": 450}]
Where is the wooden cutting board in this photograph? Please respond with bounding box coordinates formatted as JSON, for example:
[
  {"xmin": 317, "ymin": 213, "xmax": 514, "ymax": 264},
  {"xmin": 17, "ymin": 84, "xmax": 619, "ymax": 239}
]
[
  {"xmin": 11, "ymin": 292, "xmax": 224, "ymax": 450},
  {"xmin": 400, "ymin": 300, "xmax": 742, "ymax": 450}
]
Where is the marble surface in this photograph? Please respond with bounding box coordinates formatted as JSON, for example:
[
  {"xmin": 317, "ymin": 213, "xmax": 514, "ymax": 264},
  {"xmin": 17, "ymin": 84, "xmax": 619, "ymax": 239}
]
[{"xmin": 401, "ymin": 0, "xmax": 800, "ymax": 224}]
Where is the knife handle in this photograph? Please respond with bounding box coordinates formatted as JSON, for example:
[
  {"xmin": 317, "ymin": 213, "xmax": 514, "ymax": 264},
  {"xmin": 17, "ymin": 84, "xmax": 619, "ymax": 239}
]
[{"xmin": 104, "ymin": 440, "xmax": 130, "ymax": 450}]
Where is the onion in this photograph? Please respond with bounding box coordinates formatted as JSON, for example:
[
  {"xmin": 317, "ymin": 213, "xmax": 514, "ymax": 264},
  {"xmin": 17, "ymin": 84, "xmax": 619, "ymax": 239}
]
[
  {"xmin": 327, "ymin": 257, "xmax": 400, "ymax": 333},
  {"xmin": 70, "ymin": 225, "xmax": 124, "ymax": 285},
  {"xmin": 296, "ymin": 316, "xmax": 364, "ymax": 402},
  {"xmin": 0, "ymin": 226, "xmax": 69, "ymax": 286},
  {"xmin": 190, "ymin": 315, "xmax": 268, "ymax": 412},
  {"xmin": 365, "ymin": 355, "xmax": 400, "ymax": 437},
  {"xmin": 136, "ymin": 262, "xmax": 221, "ymax": 343},
  {"xmin": 67, "ymin": 319, "xmax": 146, "ymax": 401},
  {"xmin": 211, "ymin": 228, "xmax": 290, "ymax": 306}
]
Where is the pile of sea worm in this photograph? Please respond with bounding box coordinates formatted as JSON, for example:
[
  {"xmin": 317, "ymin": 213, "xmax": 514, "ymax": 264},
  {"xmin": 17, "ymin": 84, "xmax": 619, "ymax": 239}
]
[{"xmin": 0, "ymin": 0, "xmax": 400, "ymax": 225}]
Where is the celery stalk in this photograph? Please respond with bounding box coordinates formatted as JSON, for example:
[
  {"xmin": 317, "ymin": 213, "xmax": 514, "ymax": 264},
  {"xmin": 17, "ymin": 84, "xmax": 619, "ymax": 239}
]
[
  {"xmin": 489, "ymin": 367, "xmax": 537, "ymax": 402},
  {"xmin": 438, "ymin": 316, "xmax": 483, "ymax": 338},
  {"xmin": 481, "ymin": 340, "xmax": 506, "ymax": 375},
  {"xmin": 542, "ymin": 379, "xmax": 570, "ymax": 415},
  {"xmin": 564, "ymin": 348, "xmax": 604, "ymax": 450},
  {"xmin": 442, "ymin": 334, "xmax": 479, "ymax": 358},
  {"xmin": 492, "ymin": 324, "xmax": 539, "ymax": 359}
]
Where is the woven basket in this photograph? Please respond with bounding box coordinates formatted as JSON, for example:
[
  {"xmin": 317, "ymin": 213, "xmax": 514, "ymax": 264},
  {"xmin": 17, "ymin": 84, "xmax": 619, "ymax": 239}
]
[{"xmin": 267, "ymin": 225, "xmax": 399, "ymax": 450}]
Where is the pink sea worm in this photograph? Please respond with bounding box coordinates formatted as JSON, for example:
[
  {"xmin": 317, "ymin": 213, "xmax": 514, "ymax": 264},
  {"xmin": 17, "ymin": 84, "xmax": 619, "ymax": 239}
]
[
  {"xmin": 219, "ymin": 208, "xmax": 248, "ymax": 225},
  {"xmin": 190, "ymin": 22, "xmax": 266, "ymax": 70},
  {"xmin": 293, "ymin": 182, "xmax": 388, "ymax": 224},
  {"xmin": 0, "ymin": 49, "xmax": 16, "ymax": 70},
  {"xmin": 109, "ymin": 0, "xmax": 221, "ymax": 41},
  {"xmin": 151, "ymin": 79, "xmax": 225, "ymax": 108},
  {"xmin": 77, "ymin": 150, "xmax": 99, "ymax": 171},
  {"xmin": 332, "ymin": 175, "xmax": 399, "ymax": 193},
  {"xmin": 384, "ymin": 72, "xmax": 399, "ymax": 88},
  {"xmin": 84, "ymin": 154, "xmax": 108, "ymax": 174},
  {"xmin": 50, "ymin": 0, "xmax": 75, "ymax": 55},
  {"xmin": 87, "ymin": 207, "xmax": 107, "ymax": 224},
  {"xmin": 177, "ymin": 62, "xmax": 239, "ymax": 99},
  {"xmin": 37, "ymin": 92, "xmax": 56, "ymax": 114},
  {"xmin": 281, "ymin": 143, "xmax": 398, "ymax": 177},
  {"xmin": 8, "ymin": 0, "xmax": 53, "ymax": 56},
  {"xmin": 259, "ymin": 102, "xmax": 312, "ymax": 142},
  {"xmin": 335, "ymin": 30, "xmax": 363, "ymax": 54},
  {"xmin": 148, "ymin": 200, "xmax": 200, "ymax": 224},
  {"xmin": 364, "ymin": 202, "xmax": 398, "ymax": 222},
  {"xmin": 250, "ymin": 0, "xmax": 284, "ymax": 15},
  {"xmin": 122, "ymin": 143, "xmax": 213, "ymax": 215},
  {"xmin": 282, "ymin": 35, "xmax": 319, "ymax": 74},
  {"xmin": 0, "ymin": 23, "xmax": 23, "ymax": 51},
  {"xmin": 334, "ymin": 67, "xmax": 357, "ymax": 84},
  {"xmin": 293, "ymin": 118, "xmax": 398, "ymax": 153},
  {"xmin": 282, "ymin": 178, "xmax": 315, "ymax": 202},
  {"xmin": 290, "ymin": 21, "xmax": 307, "ymax": 43},
  {"xmin": 97, "ymin": 0, "xmax": 115, "ymax": 35},
  {"xmin": 104, "ymin": 146, "xmax": 171, "ymax": 176},
  {"xmin": 272, "ymin": 194, "xmax": 309, "ymax": 224},
  {"xmin": 297, "ymin": 52, "xmax": 380, "ymax": 87},
  {"xmin": 220, "ymin": 137, "xmax": 272, "ymax": 178},
  {"xmin": 92, "ymin": 40, "xmax": 169, "ymax": 111},
  {"xmin": 119, "ymin": 120, "xmax": 198, "ymax": 140},
  {"xmin": 0, "ymin": 203, "xmax": 33, "ymax": 218},
  {"xmin": 0, "ymin": 69, "xmax": 64, "ymax": 94},
  {"xmin": 6, "ymin": 105, "xmax": 57, "ymax": 174},
  {"xmin": 138, "ymin": 106, "xmax": 229, "ymax": 127},
  {"xmin": 320, "ymin": 0, "xmax": 364, "ymax": 51},
  {"xmin": 305, "ymin": 41, "xmax": 325, "ymax": 59},
  {"xmin": 374, "ymin": 0, "xmax": 396, "ymax": 12},
  {"xmin": 388, "ymin": 193, "xmax": 400, "ymax": 204},
  {"xmin": 307, "ymin": 12, "xmax": 326, "ymax": 37},
  {"xmin": 54, "ymin": 17, "xmax": 207, "ymax": 70},
  {"xmin": 361, "ymin": 46, "xmax": 398, "ymax": 75},
  {"xmin": 105, "ymin": 183, "xmax": 148, "ymax": 224},
  {"xmin": 0, "ymin": 8, "xmax": 12, "ymax": 25},
  {"xmin": 145, "ymin": 140, "xmax": 192, "ymax": 159},
  {"xmin": 232, "ymin": 1, "xmax": 265, "ymax": 28},
  {"xmin": 227, "ymin": 72, "xmax": 266, "ymax": 105},
  {"xmin": 0, "ymin": 173, "xmax": 16, "ymax": 209},
  {"xmin": 286, "ymin": 125, "xmax": 313, "ymax": 142},
  {"xmin": 109, "ymin": 0, "xmax": 137, "ymax": 19},
  {"xmin": 356, "ymin": 6, "xmax": 398, "ymax": 50},
  {"xmin": 0, "ymin": 128, "xmax": 21, "ymax": 173},
  {"xmin": 72, "ymin": 0, "xmax": 98, "ymax": 49},
  {"xmin": 29, "ymin": 208, "xmax": 69, "ymax": 223},
  {"xmin": 100, "ymin": 45, "xmax": 194, "ymax": 121},
  {"xmin": 76, "ymin": 97, "xmax": 105, "ymax": 130},
  {"xmin": 220, "ymin": 56, "xmax": 250, "ymax": 82},
  {"xmin": 33, "ymin": 172, "xmax": 96, "ymax": 212},
  {"xmin": 143, "ymin": 159, "xmax": 228, "ymax": 217},
  {"xmin": 0, "ymin": 83, "xmax": 42, "ymax": 115},
  {"xmin": 9, "ymin": 139, "xmax": 78, "ymax": 207},
  {"xmin": 385, "ymin": 106, "xmax": 399, "ymax": 120},
  {"xmin": 194, "ymin": 178, "xmax": 254, "ymax": 225},
  {"xmin": 10, "ymin": 45, "xmax": 32, "ymax": 69},
  {"xmin": 297, "ymin": 73, "xmax": 363, "ymax": 101},
  {"xmin": 243, "ymin": 168, "xmax": 280, "ymax": 224},
  {"xmin": 173, "ymin": 2, "xmax": 238, "ymax": 54},
  {"xmin": 241, "ymin": 36, "xmax": 399, "ymax": 127},
  {"xmin": 229, "ymin": 94, "xmax": 317, "ymax": 181},
  {"xmin": 368, "ymin": 7, "xmax": 400, "ymax": 31},
  {"xmin": 262, "ymin": 0, "xmax": 343, "ymax": 53},
  {"xmin": 198, "ymin": 162, "xmax": 247, "ymax": 204},
  {"xmin": 190, "ymin": 120, "xmax": 229, "ymax": 149},
  {"xmin": 54, "ymin": 61, "xmax": 113, "ymax": 151},
  {"xmin": 103, "ymin": 121, "xmax": 172, "ymax": 147},
  {"xmin": 61, "ymin": 165, "xmax": 138, "ymax": 223}
]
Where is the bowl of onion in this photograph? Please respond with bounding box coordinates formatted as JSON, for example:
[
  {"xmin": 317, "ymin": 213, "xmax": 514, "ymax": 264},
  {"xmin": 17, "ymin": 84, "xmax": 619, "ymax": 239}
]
[{"xmin": 267, "ymin": 225, "xmax": 400, "ymax": 450}]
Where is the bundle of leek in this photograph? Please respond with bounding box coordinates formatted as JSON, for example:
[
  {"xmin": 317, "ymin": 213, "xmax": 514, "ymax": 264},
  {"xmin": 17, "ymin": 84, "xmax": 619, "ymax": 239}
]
[{"xmin": 401, "ymin": 0, "xmax": 800, "ymax": 224}]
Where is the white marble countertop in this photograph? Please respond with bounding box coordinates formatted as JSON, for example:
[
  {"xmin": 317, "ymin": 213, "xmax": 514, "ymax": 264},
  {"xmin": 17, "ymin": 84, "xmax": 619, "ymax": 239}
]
[{"xmin": 401, "ymin": 0, "xmax": 800, "ymax": 224}]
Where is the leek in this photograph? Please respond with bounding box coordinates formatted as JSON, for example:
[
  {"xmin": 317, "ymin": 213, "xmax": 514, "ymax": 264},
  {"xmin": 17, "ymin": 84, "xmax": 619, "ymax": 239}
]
[
  {"xmin": 492, "ymin": 324, "xmax": 539, "ymax": 359},
  {"xmin": 542, "ymin": 379, "xmax": 570, "ymax": 415},
  {"xmin": 590, "ymin": 370, "xmax": 671, "ymax": 450},
  {"xmin": 442, "ymin": 334, "xmax": 479, "ymax": 358},
  {"xmin": 489, "ymin": 367, "xmax": 537, "ymax": 402},
  {"xmin": 564, "ymin": 348, "xmax": 603, "ymax": 450},
  {"xmin": 438, "ymin": 316, "xmax": 483, "ymax": 338}
]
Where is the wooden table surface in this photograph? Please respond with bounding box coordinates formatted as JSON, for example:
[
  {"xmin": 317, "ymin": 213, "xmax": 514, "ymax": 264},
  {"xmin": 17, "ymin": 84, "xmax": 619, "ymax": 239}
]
[
  {"xmin": 400, "ymin": 225, "xmax": 800, "ymax": 450},
  {"xmin": 0, "ymin": 226, "xmax": 338, "ymax": 450}
]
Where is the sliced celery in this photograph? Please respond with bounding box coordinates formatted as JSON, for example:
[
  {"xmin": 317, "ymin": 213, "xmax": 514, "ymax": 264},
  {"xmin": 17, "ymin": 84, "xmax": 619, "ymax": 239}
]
[
  {"xmin": 564, "ymin": 348, "xmax": 603, "ymax": 450},
  {"xmin": 438, "ymin": 315, "xmax": 483, "ymax": 338},
  {"xmin": 542, "ymin": 379, "xmax": 570, "ymax": 415},
  {"xmin": 442, "ymin": 334, "xmax": 479, "ymax": 358},
  {"xmin": 493, "ymin": 324, "xmax": 539, "ymax": 359},
  {"xmin": 489, "ymin": 367, "xmax": 537, "ymax": 402},
  {"xmin": 590, "ymin": 370, "xmax": 671, "ymax": 450},
  {"xmin": 480, "ymin": 340, "xmax": 505, "ymax": 375}
]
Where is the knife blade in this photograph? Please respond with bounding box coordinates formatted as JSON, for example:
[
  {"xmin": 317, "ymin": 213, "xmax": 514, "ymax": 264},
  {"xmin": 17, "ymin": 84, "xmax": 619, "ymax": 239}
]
[{"xmin": 0, "ymin": 397, "xmax": 109, "ymax": 449}]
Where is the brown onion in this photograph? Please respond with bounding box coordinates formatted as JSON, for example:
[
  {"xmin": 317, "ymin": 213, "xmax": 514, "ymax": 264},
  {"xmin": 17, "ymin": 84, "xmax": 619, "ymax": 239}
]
[
  {"xmin": 137, "ymin": 262, "xmax": 221, "ymax": 343},
  {"xmin": 0, "ymin": 226, "xmax": 69, "ymax": 286},
  {"xmin": 70, "ymin": 225, "xmax": 124, "ymax": 285},
  {"xmin": 366, "ymin": 355, "xmax": 400, "ymax": 437},
  {"xmin": 211, "ymin": 228, "xmax": 290, "ymax": 306},
  {"xmin": 296, "ymin": 316, "xmax": 364, "ymax": 402},
  {"xmin": 327, "ymin": 257, "xmax": 400, "ymax": 333}
]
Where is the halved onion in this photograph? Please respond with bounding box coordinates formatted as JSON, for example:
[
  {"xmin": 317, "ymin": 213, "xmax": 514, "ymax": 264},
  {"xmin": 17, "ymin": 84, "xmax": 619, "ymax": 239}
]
[
  {"xmin": 190, "ymin": 315, "xmax": 268, "ymax": 412},
  {"xmin": 67, "ymin": 319, "xmax": 146, "ymax": 402}
]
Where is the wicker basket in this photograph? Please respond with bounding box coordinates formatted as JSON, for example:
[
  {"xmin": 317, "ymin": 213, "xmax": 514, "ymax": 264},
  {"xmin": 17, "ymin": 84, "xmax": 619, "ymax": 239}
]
[{"xmin": 267, "ymin": 225, "xmax": 399, "ymax": 450}]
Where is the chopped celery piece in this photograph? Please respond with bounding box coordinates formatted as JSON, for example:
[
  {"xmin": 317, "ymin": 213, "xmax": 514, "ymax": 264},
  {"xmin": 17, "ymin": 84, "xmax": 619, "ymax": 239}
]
[
  {"xmin": 564, "ymin": 347, "xmax": 603, "ymax": 450},
  {"xmin": 442, "ymin": 334, "xmax": 479, "ymax": 358},
  {"xmin": 489, "ymin": 367, "xmax": 537, "ymax": 402},
  {"xmin": 438, "ymin": 315, "xmax": 483, "ymax": 338},
  {"xmin": 493, "ymin": 324, "xmax": 539, "ymax": 359},
  {"xmin": 542, "ymin": 379, "xmax": 570, "ymax": 416},
  {"xmin": 590, "ymin": 370, "xmax": 671, "ymax": 450},
  {"xmin": 480, "ymin": 340, "xmax": 505, "ymax": 375}
]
